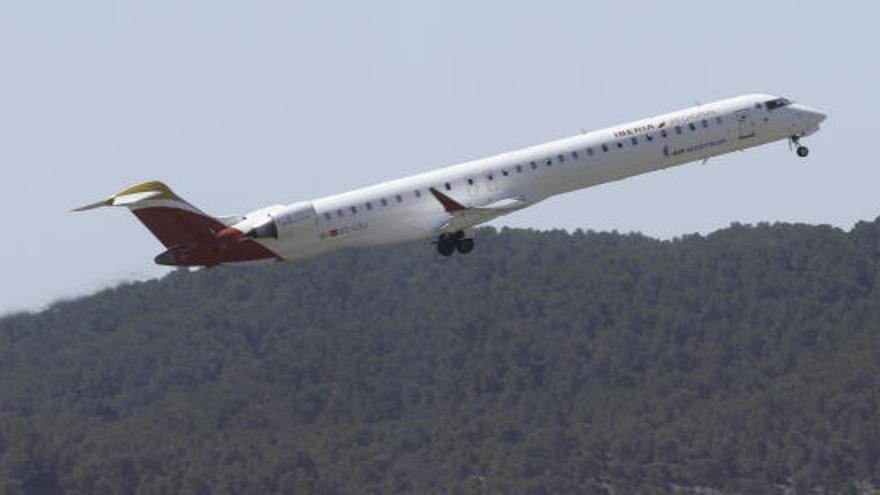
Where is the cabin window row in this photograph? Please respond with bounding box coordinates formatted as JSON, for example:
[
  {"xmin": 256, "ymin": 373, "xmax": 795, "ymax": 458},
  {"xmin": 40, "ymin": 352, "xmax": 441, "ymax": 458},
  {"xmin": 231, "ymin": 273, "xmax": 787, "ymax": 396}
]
[
  {"xmin": 324, "ymin": 186, "xmax": 442, "ymax": 220},
  {"xmin": 323, "ymin": 115, "xmax": 727, "ymax": 221},
  {"xmin": 595, "ymin": 116, "xmax": 725, "ymax": 154},
  {"xmin": 325, "ymin": 193, "xmax": 401, "ymax": 220},
  {"xmin": 323, "ymin": 165, "xmax": 537, "ymax": 220}
]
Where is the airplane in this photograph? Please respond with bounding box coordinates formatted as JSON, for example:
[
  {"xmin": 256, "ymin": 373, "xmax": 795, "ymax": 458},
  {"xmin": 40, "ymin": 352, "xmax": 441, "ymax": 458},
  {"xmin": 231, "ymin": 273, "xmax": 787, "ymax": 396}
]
[{"xmin": 75, "ymin": 94, "xmax": 826, "ymax": 267}]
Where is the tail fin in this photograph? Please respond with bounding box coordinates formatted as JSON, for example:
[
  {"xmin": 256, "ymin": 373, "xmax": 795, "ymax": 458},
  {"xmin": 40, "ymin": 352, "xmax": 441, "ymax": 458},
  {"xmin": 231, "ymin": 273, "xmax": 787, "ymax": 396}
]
[{"xmin": 73, "ymin": 181, "xmax": 227, "ymax": 248}]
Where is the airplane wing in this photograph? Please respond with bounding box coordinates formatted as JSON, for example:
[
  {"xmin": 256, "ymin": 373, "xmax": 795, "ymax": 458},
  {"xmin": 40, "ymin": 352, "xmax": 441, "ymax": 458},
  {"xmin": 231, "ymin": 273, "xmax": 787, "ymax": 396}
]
[{"xmin": 429, "ymin": 187, "xmax": 527, "ymax": 233}]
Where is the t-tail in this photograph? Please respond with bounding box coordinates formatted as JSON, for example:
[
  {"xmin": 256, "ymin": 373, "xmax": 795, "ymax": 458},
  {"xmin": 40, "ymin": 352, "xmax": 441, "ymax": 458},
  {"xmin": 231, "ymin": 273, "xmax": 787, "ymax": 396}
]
[{"xmin": 73, "ymin": 181, "xmax": 280, "ymax": 267}]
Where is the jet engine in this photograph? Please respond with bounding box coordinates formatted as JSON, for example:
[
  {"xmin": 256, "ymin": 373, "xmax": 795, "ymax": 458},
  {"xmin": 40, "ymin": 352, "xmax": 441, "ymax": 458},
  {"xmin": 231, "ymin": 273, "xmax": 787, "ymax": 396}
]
[{"xmin": 243, "ymin": 201, "xmax": 317, "ymax": 241}]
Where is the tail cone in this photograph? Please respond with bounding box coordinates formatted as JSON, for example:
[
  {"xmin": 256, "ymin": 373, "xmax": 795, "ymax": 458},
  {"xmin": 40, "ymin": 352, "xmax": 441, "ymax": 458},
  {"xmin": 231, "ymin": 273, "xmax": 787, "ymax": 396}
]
[{"xmin": 154, "ymin": 249, "xmax": 178, "ymax": 266}]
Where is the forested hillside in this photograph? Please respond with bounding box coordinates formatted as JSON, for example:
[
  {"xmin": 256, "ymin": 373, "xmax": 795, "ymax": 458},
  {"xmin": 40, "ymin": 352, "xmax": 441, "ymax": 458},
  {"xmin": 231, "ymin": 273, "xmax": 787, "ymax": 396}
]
[{"xmin": 2, "ymin": 220, "xmax": 880, "ymax": 494}]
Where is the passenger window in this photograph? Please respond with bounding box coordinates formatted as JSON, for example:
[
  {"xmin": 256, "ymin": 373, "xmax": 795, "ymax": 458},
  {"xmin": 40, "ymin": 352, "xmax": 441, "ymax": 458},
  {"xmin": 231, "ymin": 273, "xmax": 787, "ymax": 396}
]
[
  {"xmin": 587, "ymin": 147, "xmax": 594, "ymax": 156},
  {"xmin": 444, "ymin": 182, "xmax": 451, "ymax": 191},
  {"xmin": 516, "ymin": 164, "xmax": 523, "ymax": 173},
  {"xmin": 688, "ymin": 122, "xmax": 696, "ymax": 131},
  {"xmin": 530, "ymin": 161, "xmax": 537, "ymax": 170},
  {"xmin": 350, "ymin": 206, "xmax": 357, "ymax": 214},
  {"xmin": 545, "ymin": 158, "xmax": 552, "ymax": 166},
  {"xmin": 467, "ymin": 178, "xmax": 474, "ymax": 185},
  {"xmin": 702, "ymin": 119, "xmax": 708, "ymax": 128},
  {"xmin": 502, "ymin": 170, "xmax": 509, "ymax": 176},
  {"xmin": 337, "ymin": 209, "xmax": 344, "ymax": 218},
  {"xmin": 415, "ymin": 189, "xmax": 422, "ymax": 198},
  {"xmin": 675, "ymin": 126, "xmax": 682, "ymax": 135},
  {"xmin": 366, "ymin": 202, "xmax": 372, "ymax": 210},
  {"xmin": 602, "ymin": 144, "xmax": 609, "ymax": 152},
  {"xmin": 616, "ymin": 142, "xmax": 623, "ymax": 149},
  {"xmin": 381, "ymin": 198, "xmax": 388, "ymax": 207},
  {"xmin": 396, "ymin": 194, "xmax": 402, "ymax": 203},
  {"xmin": 661, "ymin": 129, "xmax": 668, "ymax": 138},
  {"xmin": 487, "ymin": 174, "xmax": 494, "ymax": 181},
  {"xmin": 715, "ymin": 116, "xmax": 722, "ymax": 125},
  {"xmin": 572, "ymin": 151, "xmax": 579, "ymax": 159},
  {"xmin": 646, "ymin": 134, "xmax": 653, "ymax": 141},
  {"xmin": 323, "ymin": 212, "xmax": 332, "ymax": 221},
  {"xmin": 557, "ymin": 154, "xmax": 564, "ymax": 163},
  {"xmin": 631, "ymin": 137, "xmax": 638, "ymax": 145}
]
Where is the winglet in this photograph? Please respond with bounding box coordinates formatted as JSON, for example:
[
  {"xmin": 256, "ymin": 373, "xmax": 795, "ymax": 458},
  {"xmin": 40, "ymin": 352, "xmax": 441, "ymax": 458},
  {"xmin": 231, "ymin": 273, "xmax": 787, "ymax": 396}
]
[{"xmin": 429, "ymin": 187, "xmax": 467, "ymax": 213}]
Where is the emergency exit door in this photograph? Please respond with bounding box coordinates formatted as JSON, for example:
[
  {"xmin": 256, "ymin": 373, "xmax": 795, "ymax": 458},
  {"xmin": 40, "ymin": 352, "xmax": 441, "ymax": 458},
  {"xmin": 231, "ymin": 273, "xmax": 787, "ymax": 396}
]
[{"xmin": 735, "ymin": 109, "xmax": 755, "ymax": 139}]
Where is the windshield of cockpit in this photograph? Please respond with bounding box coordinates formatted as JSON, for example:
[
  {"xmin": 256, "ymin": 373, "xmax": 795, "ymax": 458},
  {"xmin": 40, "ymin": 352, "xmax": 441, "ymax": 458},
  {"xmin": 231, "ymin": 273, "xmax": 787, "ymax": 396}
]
[{"xmin": 765, "ymin": 97, "xmax": 792, "ymax": 110}]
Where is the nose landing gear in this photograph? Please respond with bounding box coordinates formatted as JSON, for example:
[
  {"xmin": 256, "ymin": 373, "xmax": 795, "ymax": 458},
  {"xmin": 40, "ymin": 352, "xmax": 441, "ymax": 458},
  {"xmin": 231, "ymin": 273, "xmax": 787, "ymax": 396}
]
[
  {"xmin": 790, "ymin": 136, "xmax": 809, "ymax": 158},
  {"xmin": 435, "ymin": 231, "xmax": 475, "ymax": 256}
]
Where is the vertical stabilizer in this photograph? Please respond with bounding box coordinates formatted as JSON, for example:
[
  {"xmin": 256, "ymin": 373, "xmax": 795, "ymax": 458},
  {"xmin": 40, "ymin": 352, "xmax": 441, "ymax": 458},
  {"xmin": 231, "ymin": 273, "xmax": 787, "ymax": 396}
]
[{"xmin": 73, "ymin": 181, "xmax": 226, "ymax": 247}]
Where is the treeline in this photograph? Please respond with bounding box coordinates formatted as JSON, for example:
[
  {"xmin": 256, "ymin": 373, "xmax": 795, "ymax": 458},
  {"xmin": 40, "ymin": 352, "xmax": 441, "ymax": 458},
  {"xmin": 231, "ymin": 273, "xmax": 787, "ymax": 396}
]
[{"xmin": 2, "ymin": 220, "xmax": 880, "ymax": 494}]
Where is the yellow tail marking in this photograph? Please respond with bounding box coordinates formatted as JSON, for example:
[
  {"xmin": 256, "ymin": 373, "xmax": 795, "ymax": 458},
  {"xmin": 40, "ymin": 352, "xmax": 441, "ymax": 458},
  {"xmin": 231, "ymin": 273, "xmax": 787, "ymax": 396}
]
[{"xmin": 114, "ymin": 181, "xmax": 184, "ymax": 203}]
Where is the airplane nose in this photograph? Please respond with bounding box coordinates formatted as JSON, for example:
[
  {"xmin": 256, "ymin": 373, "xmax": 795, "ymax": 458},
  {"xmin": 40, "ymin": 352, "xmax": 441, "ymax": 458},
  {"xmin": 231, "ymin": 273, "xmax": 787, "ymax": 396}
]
[
  {"xmin": 806, "ymin": 108, "xmax": 827, "ymax": 126},
  {"xmin": 791, "ymin": 104, "xmax": 827, "ymax": 127}
]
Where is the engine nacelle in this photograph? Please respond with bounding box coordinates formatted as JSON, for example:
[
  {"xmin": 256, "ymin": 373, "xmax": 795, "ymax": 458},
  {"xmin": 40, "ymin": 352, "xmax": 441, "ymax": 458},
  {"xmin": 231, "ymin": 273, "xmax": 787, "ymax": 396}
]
[
  {"xmin": 243, "ymin": 202, "xmax": 316, "ymax": 241},
  {"xmin": 247, "ymin": 217, "xmax": 279, "ymax": 239}
]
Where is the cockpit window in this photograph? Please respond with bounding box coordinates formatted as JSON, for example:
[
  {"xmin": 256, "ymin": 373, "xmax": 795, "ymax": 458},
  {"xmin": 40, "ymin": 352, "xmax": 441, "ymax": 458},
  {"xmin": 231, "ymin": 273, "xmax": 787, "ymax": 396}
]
[{"xmin": 765, "ymin": 97, "xmax": 792, "ymax": 110}]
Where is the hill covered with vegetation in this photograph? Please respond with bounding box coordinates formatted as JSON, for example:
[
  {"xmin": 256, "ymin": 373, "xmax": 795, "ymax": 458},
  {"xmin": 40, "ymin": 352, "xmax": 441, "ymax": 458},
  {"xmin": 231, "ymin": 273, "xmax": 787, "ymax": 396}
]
[{"xmin": 2, "ymin": 220, "xmax": 880, "ymax": 494}]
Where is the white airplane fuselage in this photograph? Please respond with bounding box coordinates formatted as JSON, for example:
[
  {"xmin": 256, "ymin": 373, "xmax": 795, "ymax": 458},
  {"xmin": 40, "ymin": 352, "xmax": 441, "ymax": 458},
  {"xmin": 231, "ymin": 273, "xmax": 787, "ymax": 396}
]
[
  {"xmin": 246, "ymin": 93, "xmax": 825, "ymax": 262},
  {"xmin": 76, "ymin": 93, "xmax": 826, "ymax": 266}
]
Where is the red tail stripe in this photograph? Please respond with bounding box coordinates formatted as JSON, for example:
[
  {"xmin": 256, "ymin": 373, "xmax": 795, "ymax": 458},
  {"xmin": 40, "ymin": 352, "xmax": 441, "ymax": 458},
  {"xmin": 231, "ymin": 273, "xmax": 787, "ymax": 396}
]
[{"xmin": 133, "ymin": 207, "xmax": 226, "ymax": 247}]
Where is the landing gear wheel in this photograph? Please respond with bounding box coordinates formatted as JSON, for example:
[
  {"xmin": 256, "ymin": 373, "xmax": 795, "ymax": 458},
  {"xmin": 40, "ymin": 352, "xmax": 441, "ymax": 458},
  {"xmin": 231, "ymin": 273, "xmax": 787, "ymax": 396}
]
[
  {"xmin": 456, "ymin": 238, "xmax": 475, "ymax": 254},
  {"xmin": 790, "ymin": 136, "xmax": 810, "ymax": 158},
  {"xmin": 435, "ymin": 231, "xmax": 475, "ymax": 256},
  {"xmin": 436, "ymin": 235, "xmax": 455, "ymax": 256}
]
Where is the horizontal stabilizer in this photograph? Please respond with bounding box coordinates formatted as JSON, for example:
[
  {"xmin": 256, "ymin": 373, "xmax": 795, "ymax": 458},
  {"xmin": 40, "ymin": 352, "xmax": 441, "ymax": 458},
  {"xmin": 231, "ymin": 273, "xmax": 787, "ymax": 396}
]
[
  {"xmin": 72, "ymin": 181, "xmax": 186, "ymax": 211},
  {"xmin": 111, "ymin": 190, "xmax": 164, "ymax": 206},
  {"xmin": 71, "ymin": 198, "xmax": 113, "ymax": 212},
  {"xmin": 72, "ymin": 190, "xmax": 167, "ymax": 212},
  {"xmin": 72, "ymin": 180, "xmax": 226, "ymax": 248}
]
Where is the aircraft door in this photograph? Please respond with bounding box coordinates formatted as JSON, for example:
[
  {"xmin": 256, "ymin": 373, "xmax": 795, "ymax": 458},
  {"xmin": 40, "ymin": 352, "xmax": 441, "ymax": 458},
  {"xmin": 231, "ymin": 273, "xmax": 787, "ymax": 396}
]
[{"xmin": 735, "ymin": 109, "xmax": 756, "ymax": 139}]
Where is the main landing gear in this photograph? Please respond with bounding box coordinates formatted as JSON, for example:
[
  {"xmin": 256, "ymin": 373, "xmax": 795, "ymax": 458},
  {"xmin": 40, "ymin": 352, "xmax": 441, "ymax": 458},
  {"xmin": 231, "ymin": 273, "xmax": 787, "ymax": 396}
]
[
  {"xmin": 435, "ymin": 231, "xmax": 475, "ymax": 256},
  {"xmin": 790, "ymin": 135, "xmax": 809, "ymax": 158}
]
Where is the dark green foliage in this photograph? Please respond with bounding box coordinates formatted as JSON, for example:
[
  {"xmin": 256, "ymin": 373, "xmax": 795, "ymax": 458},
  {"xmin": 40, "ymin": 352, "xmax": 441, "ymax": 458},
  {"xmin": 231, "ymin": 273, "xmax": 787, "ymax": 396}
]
[{"xmin": 2, "ymin": 220, "xmax": 880, "ymax": 493}]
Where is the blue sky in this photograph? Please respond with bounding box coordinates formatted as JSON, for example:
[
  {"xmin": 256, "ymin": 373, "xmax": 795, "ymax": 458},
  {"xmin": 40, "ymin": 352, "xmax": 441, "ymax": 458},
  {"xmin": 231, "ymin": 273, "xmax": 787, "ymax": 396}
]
[{"xmin": 0, "ymin": 1, "xmax": 875, "ymax": 313}]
